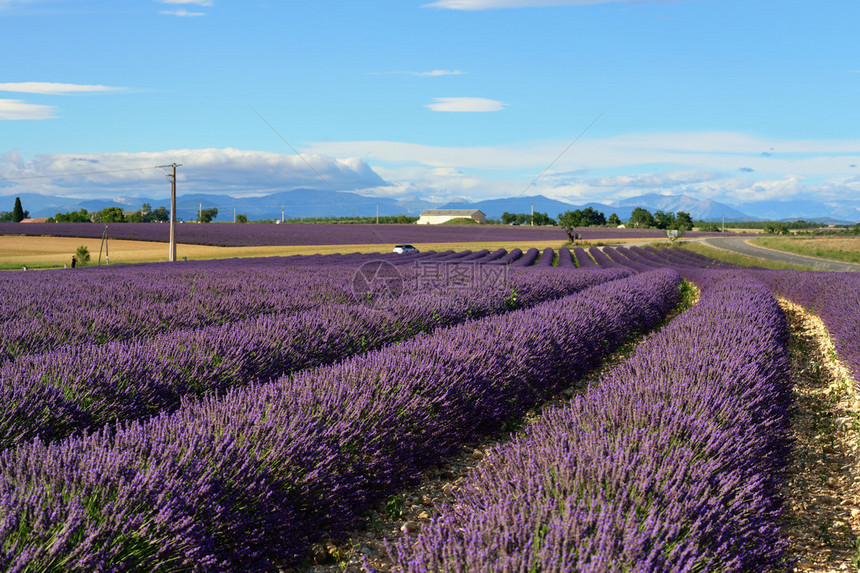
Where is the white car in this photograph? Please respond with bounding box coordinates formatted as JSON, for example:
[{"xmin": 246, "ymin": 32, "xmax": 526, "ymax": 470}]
[{"xmin": 393, "ymin": 244, "xmax": 419, "ymax": 254}]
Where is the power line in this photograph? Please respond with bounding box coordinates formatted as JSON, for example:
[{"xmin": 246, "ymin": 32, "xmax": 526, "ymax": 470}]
[
  {"xmin": 517, "ymin": 109, "xmax": 606, "ymax": 198},
  {"xmin": 252, "ymin": 108, "xmax": 357, "ymax": 218}
]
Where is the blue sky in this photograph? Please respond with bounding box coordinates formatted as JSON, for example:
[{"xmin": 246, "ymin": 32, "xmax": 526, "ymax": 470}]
[{"xmin": 1, "ymin": 0, "xmax": 859, "ymax": 214}]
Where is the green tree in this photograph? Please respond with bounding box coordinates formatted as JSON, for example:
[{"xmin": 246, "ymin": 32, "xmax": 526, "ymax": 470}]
[
  {"xmin": 93, "ymin": 207, "xmax": 126, "ymax": 223},
  {"xmin": 141, "ymin": 203, "xmax": 152, "ymax": 215},
  {"xmin": 675, "ymin": 211, "xmax": 694, "ymax": 231},
  {"xmin": 12, "ymin": 197, "xmax": 27, "ymax": 222},
  {"xmin": 558, "ymin": 210, "xmax": 583, "ymax": 242},
  {"xmin": 197, "ymin": 207, "xmax": 218, "ymax": 223},
  {"xmin": 531, "ymin": 212, "xmax": 555, "ymax": 226},
  {"xmin": 151, "ymin": 206, "xmax": 169, "ymax": 222},
  {"xmin": 698, "ymin": 222, "xmax": 722, "ymax": 232},
  {"xmin": 127, "ymin": 211, "xmax": 146, "ymax": 222},
  {"xmin": 51, "ymin": 209, "xmax": 91, "ymax": 223},
  {"xmin": 607, "ymin": 213, "xmax": 621, "ymax": 226},
  {"xmin": 629, "ymin": 207, "xmax": 655, "ymax": 228},
  {"xmin": 0, "ymin": 211, "xmax": 13, "ymax": 222},
  {"xmin": 501, "ymin": 212, "xmax": 517, "ymax": 225},
  {"xmin": 653, "ymin": 210, "xmax": 675, "ymax": 230},
  {"xmin": 235, "ymin": 213, "xmax": 248, "ymax": 223},
  {"xmin": 764, "ymin": 222, "xmax": 790, "ymax": 235},
  {"xmin": 579, "ymin": 207, "xmax": 606, "ymax": 226},
  {"xmin": 75, "ymin": 245, "xmax": 91, "ymax": 266}
]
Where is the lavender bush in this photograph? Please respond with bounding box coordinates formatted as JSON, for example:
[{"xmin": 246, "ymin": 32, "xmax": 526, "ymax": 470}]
[
  {"xmin": 752, "ymin": 269, "xmax": 860, "ymax": 387},
  {"xmin": 556, "ymin": 247, "xmax": 574, "ymax": 268},
  {"xmin": 0, "ymin": 269, "xmax": 680, "ymax": 571},
  {"xmin": 390, "ymin": 271, "xmax": 792, "ymax": 572},
  {"xmin": 0, "ymin": 267, "xmax": 630, "ymax": 449}
]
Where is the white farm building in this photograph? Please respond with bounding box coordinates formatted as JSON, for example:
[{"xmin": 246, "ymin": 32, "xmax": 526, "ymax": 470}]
[{"xmin": 417, "ymin": 209, "xmax": 487, "ymax": 225}]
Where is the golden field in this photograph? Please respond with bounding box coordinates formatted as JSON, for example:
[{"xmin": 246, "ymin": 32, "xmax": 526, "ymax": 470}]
[{"xmin": 750, "ymin": 236, "xmax": 860, "ymax": 264}]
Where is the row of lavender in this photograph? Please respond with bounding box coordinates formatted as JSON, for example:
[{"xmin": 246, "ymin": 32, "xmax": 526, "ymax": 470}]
[
  {"xmin": 594, "ymin": 246, "xmax": 859, "ymax": 388},
  {"xmin": 750, "ymin": 270, "xmax": 860, "ymax": 387},
  {"xmin": 600, "ymin": 245, "xmax": 860, "ymax": 391},
  {"xmin": 0, "ymin": 247, "xmax": 570, "ymax": 360},
  {"xmin": 0, "ymin": 250, "xmax": 465, "ymax": 359},
  {"xmin": 391, "ymin": 270, "xmax": 792, "ymax": 571},
  {"xmin": 0, "ymin": 264, "xmax": 355, "ymax": 361},
  {"xmin": 0, "ymin": 266, "xmax": 630, "ymax": 450},
  {"xmin": 0, "ymin": 269, "xmax": 682, "ymax": 571}
]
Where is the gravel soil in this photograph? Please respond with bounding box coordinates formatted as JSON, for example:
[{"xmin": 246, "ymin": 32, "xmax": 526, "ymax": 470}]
[{"xmin": 781, "ymin": 300, "xmax": 860, "ymax": 572}]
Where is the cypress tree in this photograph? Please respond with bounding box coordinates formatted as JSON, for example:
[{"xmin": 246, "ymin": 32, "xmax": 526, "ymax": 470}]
[{"xmin": 12, "ymin": 197, "xmax": 25, "ymax": 222}]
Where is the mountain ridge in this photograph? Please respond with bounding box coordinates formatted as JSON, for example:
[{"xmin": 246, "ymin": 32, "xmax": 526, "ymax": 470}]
[{"xmin": 2, "ymin": 190, "xmax": 856, "ymax": 224}]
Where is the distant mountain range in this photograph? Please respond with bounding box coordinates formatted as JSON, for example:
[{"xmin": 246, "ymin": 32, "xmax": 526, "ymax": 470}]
[
  {"xmin": 2, "ymin": 189, "xmax": 857, "ymax": 224},
  {"xmin": 442, "ymin": 193, "xmax": 857, "ymax": 224},
  {"xmin": 440, "ymin": 194, "xmax": 753, "ymax": 222},
  {"xmin": 2, "ymin": 189, "xmax": 436, "ymax": 221}
]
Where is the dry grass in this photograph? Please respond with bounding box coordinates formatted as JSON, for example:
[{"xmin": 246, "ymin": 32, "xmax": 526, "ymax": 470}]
[
  {"xmin": 677, "ymin": 241, "xmax": 813, "ymax": 270},
  {"xmin": 751, "ymin": 236, "xmax": 860, "ymax": 264}
]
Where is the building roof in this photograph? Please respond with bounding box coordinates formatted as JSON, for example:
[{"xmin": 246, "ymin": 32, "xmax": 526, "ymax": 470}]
[{"xmin": 419, "ymin": 209, "xmax": 485, "ymax": 217}]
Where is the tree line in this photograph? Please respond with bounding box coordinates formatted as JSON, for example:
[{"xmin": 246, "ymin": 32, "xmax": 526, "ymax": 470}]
[
  {"xmin": 498, "ymin": 207, "xmax": 693, "ymax": 230},
  {"xmin": 46, "ymin": 204, "xmax": 220, "ymax": 223}
]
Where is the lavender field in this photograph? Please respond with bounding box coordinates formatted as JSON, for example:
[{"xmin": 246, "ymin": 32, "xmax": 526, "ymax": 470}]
[
  {"xmin": 0, "ymin": 222, "xmax": 726, "ymax": 247},
  {"xmin": 0, "ymin": 245, "xmax": 856, "ymax": 571}
]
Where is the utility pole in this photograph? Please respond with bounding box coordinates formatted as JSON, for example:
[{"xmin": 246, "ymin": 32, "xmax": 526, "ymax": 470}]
[
  {"xmin": 199, "ymin": 202, "xmax": 202, "ymax": 223},
  {"xmin": 97, "ymin": 223, "xmax": 109, "ymax": 265},
  {"xmin": 531, "ymin": 202, "xmax": 534, "ymax": 226},
  {"xmin": 233, "ymin": 206, "xmax": 236, "ymax": 223},
  {"xmin": 281, "ymin": 205, "xmax": 285, "ymax": 223},
  {"xmin": 157, "ymin": 163, "xmax": 182, "ymax": 262},
  {"xmin": 376, "ymin": 202, "xmax": 379, "ymax": 224}
]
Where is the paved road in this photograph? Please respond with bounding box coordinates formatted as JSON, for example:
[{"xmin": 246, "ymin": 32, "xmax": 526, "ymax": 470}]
[{"xmin": 702, "ymin": 236, "xmax": 860, "ymax": 272}]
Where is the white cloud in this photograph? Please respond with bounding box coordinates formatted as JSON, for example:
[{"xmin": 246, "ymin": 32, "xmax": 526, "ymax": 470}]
[
  {"xmin": 0, "ymin": 148, "xmax": 388, "ymax": 197},
  {"xmin": 159, "ymin": 10, "xmax": 206, "ymax": 16},
  {"xmin": 305, "ymin": 132, "xmax": 860, "ymax": 179},
  {"xmin": 0, "ymin": 99, "xmax": 56, "ymax": 120},
  {"xmin": 423, "ymin": 0, "xmax": 633, "ymax": 9},
  {"xmin": 157, "ymin": 0, "xmax": 211, "ymax": 16},
  {"xmin": 301, "ymin": 132, "xmax": 860, "ymax": 209},
  {"xmin": 425, "ymin": 97, "xmax": 505, "ymax": 112},
  {"xmin": 571, "ymin": 170, "xmax": 721, "ymax": 189},
  {"xmin": 421, "ymin": 70, "xmax": 466, "ymax": 76},
  {"xmin": 2, "ymin": 134, "xmax": 857, "ymax": 213},
  {"xmin": 0, "ymin": 82, "xmax": 125, "ymax": 95},
  {"xmin": 0, "ymin": 0, "xmax": 31, "ymax": 9},
  {"xmin": 373, "ymin": 70, "xmax": 466, "ymax": 76}
]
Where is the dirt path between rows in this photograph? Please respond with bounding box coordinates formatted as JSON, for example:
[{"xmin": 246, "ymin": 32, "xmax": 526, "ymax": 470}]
[{"xmin": 781, "ymin": 300, "xmax": 860, "ymax": 572}]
